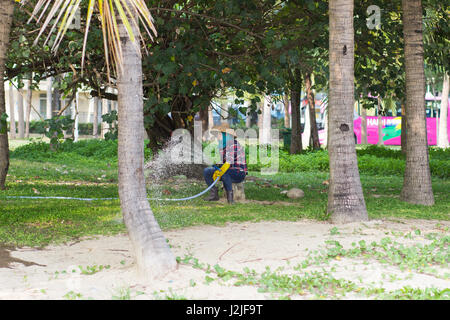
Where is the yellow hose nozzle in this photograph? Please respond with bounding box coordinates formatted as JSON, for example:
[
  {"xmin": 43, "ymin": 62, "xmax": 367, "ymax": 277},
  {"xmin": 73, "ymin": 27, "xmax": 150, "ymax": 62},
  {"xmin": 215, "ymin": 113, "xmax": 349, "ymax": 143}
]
[{"xmin": 212, "ymin": 162, "xmax": 231, "ymax": 181}]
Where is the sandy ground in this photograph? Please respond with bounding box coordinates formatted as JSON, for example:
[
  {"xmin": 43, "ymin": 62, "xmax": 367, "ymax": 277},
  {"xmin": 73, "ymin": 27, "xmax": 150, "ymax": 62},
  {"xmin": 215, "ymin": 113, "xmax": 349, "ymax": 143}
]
[{"xmin": 0, "ymin": 218, "xmax": 449, "ymax": 300}]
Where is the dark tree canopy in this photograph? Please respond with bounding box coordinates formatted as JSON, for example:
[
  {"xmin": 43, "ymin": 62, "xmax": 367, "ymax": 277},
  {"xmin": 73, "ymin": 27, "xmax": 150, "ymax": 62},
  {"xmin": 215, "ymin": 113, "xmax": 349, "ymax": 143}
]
[{"xmin": 5, "ymin": 0, "xmax": 449, "ymax": 150}]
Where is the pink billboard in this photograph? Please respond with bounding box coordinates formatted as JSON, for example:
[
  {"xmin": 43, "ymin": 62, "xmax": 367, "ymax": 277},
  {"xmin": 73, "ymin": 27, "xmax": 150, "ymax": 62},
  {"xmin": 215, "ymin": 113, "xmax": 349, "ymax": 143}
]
[
  {"xmin": 317, "ymin": 105, "xmax": 450, "ymax": 146},
  {"xmin": 352, "ymin": 113, "xmax": 450, "ymax": 146}
]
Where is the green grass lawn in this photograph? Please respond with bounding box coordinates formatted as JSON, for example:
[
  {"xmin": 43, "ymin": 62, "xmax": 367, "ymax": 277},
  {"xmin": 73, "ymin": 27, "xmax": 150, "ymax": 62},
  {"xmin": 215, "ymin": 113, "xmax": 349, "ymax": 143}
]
[{"xmin": 0, "ymin": 139, "xmax": 448, "ymax": 247}]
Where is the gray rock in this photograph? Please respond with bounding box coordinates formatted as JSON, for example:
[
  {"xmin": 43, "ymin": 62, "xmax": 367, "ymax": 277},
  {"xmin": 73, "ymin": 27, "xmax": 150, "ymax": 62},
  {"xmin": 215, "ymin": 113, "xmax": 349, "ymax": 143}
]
[{"xmin": 286, "ymin": 188, "xmax": 305, "ymax": 199}]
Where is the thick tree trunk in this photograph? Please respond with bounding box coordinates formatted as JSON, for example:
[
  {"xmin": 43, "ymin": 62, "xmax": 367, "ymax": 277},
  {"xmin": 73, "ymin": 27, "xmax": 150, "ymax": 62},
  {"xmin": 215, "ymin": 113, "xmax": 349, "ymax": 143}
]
[
  {"xmin": 198, "ymin": 106, "xmax": 209, "ymax": 139},
  {"xmin": 361, "ymin": 106, "xmax": 367, "ymax": 144},
  {"xmin": 290, "ymin": 88, "xmax": 303, "ymax": 154},
  {"xmin": 437, "ymin": 73, "xmax": 449, "ymax": 148},
  {"xmin": 290, "ymin": 69, "xmax": 303, "ymax": 154},
  {"xmin": 305, "ymin": 73, "xmax": 320, "ymax": 150},
  {"xmin": 8, "ymin": 82, "xmax": 15, "ymax": 139},
  {"xmin": 328, "ymin": 0, "xmax": 368, "ymax": 223},
  {"xmin": 25, "ymin": 77, "xmax": 32, "ymax": 138},
  {"xmin": 0, "ymin": 0, "xmax": 14, "ymax": 190},
  {"xmin": 400, "ymin": 0, "xmax": 434, "ymax": 205},
  {"xmin": 144, "ymin": 95, "xmax": 196, "ymax": 153},
  {"xmin": 283, "ymin": 94, "xmax": 290, "ymax": 128},
  {"xmin": 117, "ymin": 8, "xmax": 177, "ymax": 280}
]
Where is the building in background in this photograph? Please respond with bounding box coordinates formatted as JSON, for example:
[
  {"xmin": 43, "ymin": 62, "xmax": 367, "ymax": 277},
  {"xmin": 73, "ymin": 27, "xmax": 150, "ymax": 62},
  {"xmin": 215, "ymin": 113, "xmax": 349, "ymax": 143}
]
[{"xmin": 4, "ymin": 78, "xmax": 117, "ymax": 136}]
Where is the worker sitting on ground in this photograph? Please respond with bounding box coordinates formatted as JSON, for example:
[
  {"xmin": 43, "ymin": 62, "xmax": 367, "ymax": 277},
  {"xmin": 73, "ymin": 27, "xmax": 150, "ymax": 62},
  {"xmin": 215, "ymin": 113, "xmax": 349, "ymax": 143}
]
[{"xmin": 203, "ymin": 123, "xmax": 247, "ymax": 204}]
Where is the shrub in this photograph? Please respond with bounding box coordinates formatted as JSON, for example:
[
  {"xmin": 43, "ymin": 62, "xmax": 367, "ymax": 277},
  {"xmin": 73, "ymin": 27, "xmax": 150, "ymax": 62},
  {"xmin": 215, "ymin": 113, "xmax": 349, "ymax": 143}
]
[
  {"xmin": 27, "ymin": 120, "xmax": 101, "ymax": 136},
  {"xmin": 10, "ymin": 139, "xmax": 155, "ymax": 163},
  {"xmin": 248, "ymin": 146, "xmax": 449, "ymax": 179},
  {"xmin": 11, "ymin": 139, "xmax": 118, "ymax": 162},
  {"xmin": 11, "ymin": 140, "xmax": 449, "ymax": 179},
  {"xmin": 356, "ymin": 145, "xmax": 404, "ymax": 159}
]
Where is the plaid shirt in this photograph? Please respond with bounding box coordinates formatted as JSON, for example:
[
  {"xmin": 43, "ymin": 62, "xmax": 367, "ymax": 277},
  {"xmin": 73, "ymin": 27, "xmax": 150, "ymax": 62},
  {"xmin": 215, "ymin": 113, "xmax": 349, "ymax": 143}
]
[{"xmin": 220, "ymin": 139, "xmax": 248, "ymax": 174}]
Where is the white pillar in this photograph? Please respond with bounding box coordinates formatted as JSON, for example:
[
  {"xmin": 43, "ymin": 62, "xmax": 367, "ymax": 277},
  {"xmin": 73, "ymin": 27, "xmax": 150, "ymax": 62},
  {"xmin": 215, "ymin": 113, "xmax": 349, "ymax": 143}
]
[
  {"xmin": 88, "ymin": 95, "xmax": 94, "ymax": 123},
  {"xmin": 46, "ymin": 77, "xmax": 53, "ymax": 119},
  {"xmin": 438, "ymin": 73, "xmax": 449, "ymax": 148},
  {"xmin": 74, "ymin": 91, "xmax": 79, "ymax": 142},
  {"xmin": 101, "ymin": 98, "xmax": 109, "ymax": 138},
  {"xmin": 259, "ymin": 95, "xmax": 272, "ymax": 145},
  {"xmin": 17, "ymin": 88, "xmax": 25, "ymax": 138},
  {"xmin": 221, "ymin": 100, "xmax": 229, "ymax": 124},
  {"xmin": 25, "ymin": 78, "xmax": 32, "ymax": 138},
  {"xmin": 323, "ymin": 110, "xmax": 328, "ymax": 148},
  {"xmin": 93, "ymin": 97, "xmax": 99, "ymax": 137},
  {"xmin": 8, "ymin": 82, "xmax": 16, "ymax": 139},
  {"xmin": 302, "ymin": 102, "xmax": 311, "ymax": 148},
  {"xmin": 208, "ymin": 105, "xmax": 214, "ymax": 129},
  {"xmin": 244, "ymin": 100, "xmax": 251, "ymax": 128}
]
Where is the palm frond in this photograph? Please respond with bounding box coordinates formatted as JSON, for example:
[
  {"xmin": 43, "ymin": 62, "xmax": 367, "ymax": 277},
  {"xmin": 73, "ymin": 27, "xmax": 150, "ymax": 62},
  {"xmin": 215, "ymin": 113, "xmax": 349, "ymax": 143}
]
[{"xmin": 19, "ymin": 0, "xmax": 158, "ymax": 78}]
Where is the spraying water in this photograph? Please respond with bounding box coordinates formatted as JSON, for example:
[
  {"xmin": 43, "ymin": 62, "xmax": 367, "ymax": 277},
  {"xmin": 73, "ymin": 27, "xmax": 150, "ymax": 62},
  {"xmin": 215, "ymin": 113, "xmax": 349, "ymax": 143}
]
[{"xmin": 144, "ymin": 136, "xmax": 217, "ymax": 202}]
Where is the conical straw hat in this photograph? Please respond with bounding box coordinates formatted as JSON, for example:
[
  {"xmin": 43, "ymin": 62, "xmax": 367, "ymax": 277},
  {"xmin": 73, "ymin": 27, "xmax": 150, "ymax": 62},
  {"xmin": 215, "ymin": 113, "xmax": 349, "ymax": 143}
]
[{"xmin": 210, "ymin": 122, "xmax": 237, "ymax": 137}]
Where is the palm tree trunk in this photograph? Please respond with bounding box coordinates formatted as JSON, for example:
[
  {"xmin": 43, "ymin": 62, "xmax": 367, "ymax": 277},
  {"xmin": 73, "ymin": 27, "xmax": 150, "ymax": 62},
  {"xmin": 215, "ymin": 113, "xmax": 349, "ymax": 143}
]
[
  {"xmin": 0, "ymin": 0, "xmax": 14, "ymax": 190},
  {"xmin": 328, "ymin": 0, "xmax": 368, "ymax": 223},
  {"xmin": 117, "ymin": 6, "xmax": 177, "ymax": 280},
  {"xmin": 437, "ymin": 72, "xmax": 449, "ymax": 148},
  {"xmin": 8, "ymin": 82, "xmax": 15, "ymax": 139},
  {"xmin": 305, "ymin": 73, "xmax": 320, "ymax": 149},
  {"xmin": 400, "ymin": 0, "xmax": 434, "ymax": 205},
  {"xmin": 290, "ymin": 69, "xmax": 303, "ymax": 154}
]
